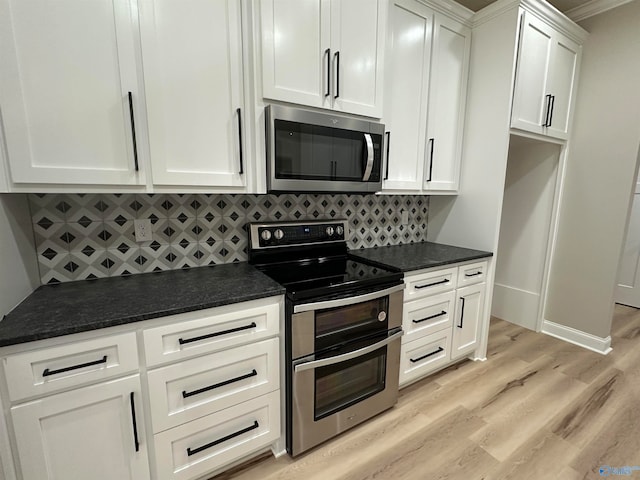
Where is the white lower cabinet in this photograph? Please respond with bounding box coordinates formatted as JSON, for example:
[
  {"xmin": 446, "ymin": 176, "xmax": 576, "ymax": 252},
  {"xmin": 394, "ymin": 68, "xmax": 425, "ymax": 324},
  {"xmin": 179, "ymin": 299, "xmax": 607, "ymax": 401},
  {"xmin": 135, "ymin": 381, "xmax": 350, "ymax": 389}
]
[
  {"xmin": 399, "ymin": 261, "xmax": 488, "ymax": 387},
  {"xmin": 400, "ymin": 330, "xmax": 451, "ymax": 386},
  {"xmin": 451, "ymin": 283, "xmax": 485, "ymax": 359},
  {"xmin": 154, "ymin": 391, "xmax": 280, "ymax": 480},
  {"xmin": 0, "ymin": 296, "xmax": 283, "ymax": 480},
  {"xmin": 11, "ymin": 374, "xmax": 150, "ymax": 480}
]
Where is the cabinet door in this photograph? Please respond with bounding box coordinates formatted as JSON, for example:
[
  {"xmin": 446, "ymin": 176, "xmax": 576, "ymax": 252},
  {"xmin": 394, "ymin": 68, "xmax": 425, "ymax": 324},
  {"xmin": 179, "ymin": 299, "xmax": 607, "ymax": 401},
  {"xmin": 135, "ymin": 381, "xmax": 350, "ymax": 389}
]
[
  {"xmin": 261, "ymin": 0, "xmax": 331, "ymax": 108},
  {"xmin": 0, "ymin": 0, "xmax": 144, "ymax": 186},
  {"xmin": 545, "ymin": 33, "xmax": 580, "ymax": 140},
  {"xmin": 451, "ymin": 283, "xmax": 485, "ymax": 359},
  {"xmin": 140, "ymin": 0, "xmax": 247, "ymax": 188},
  {"xmin": 330, "ymin": 0, "xmax": 386, "ymax": 117},
  {"xmin": 382, "ymin": 0, "xmax": 432, "ymax": 191},
  {"xmin": 423, "ymin": 14, "xmax": 470, "ymax": 192},
  {"xmin": 510, "ymin": 11, "xmax": 553, "ymax": 136},
  {"xmin": 11, "ymin": 375, "xmax": 150, "ymax": 480}
]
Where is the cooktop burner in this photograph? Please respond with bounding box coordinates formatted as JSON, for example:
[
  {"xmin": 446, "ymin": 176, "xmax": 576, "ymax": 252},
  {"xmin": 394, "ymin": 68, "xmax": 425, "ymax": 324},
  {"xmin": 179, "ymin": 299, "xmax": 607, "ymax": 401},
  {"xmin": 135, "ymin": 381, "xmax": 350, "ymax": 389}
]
[{"xmin": 247, "ymin": 220, "xmax": 403, "ymax": 302}]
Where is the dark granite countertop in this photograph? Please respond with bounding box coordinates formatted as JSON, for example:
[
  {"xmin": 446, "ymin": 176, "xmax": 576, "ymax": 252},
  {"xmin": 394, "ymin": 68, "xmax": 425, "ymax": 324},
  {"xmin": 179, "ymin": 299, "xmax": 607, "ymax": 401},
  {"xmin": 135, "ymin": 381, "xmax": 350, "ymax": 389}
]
[
  {"xmin": 0, "ymin": 263, "xmax": 285, "ymax": 348},
  {"xmin": 348, "ymin": 242, "xmax": 493, "ymax": 272}
]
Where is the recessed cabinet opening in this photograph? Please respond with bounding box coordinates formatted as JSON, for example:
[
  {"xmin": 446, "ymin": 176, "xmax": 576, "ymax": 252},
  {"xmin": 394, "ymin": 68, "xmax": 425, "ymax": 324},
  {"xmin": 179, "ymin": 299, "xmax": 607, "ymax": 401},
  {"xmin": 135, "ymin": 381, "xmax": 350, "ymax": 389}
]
[{"xmin": 492, "ymin": 135, "xmax": 561, "ymax": 331}]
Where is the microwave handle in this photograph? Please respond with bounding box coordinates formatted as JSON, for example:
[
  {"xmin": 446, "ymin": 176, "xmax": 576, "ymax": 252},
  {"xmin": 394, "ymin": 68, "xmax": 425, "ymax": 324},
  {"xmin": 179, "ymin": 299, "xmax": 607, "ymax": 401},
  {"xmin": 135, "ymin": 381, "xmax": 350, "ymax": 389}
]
[
  {"xmin": 362, "ymin": 133, "xmax": 374, "ymax": 181},
  {"xmin": 294, "ymin": 330, "xmax": 404, "ymax": 372},
  {"xmin": 293, "ymin": 284, "xmax": 404, "ymax": 313}
]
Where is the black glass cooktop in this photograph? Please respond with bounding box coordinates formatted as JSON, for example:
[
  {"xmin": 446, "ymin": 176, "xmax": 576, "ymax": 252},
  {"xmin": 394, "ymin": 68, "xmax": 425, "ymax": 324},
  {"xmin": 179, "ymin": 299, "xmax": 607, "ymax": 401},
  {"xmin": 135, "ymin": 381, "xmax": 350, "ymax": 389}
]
[{"xmin": 255, "ymin": 256, "xmax": 403, "ymax": 303}]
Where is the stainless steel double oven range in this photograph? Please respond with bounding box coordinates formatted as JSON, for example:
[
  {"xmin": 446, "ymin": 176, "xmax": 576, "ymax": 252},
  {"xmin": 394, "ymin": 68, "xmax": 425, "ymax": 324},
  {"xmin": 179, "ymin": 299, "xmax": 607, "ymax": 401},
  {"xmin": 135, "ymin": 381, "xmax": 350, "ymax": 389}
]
[{"xmin": 248, "ymin": 220, "xmax": 404, "ymax": 456}]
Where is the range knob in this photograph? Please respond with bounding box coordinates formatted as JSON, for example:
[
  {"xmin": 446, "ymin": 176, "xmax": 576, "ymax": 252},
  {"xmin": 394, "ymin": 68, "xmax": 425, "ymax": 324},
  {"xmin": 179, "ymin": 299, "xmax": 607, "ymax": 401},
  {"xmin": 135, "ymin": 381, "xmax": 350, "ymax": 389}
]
[
  {"xmin": 336, "ymin": 225, "xmax": 344, "ymax": 236},
  {"xmin": 326, "ymin": 226, "xmax": 335, "ymax": 236},
  {"xmin": 274, "ymin": 228, "xmax": 284, "ymax": 240},
  {"xmin": 260, "ymin": 229, "xmax": 272, "ymax": 241}
]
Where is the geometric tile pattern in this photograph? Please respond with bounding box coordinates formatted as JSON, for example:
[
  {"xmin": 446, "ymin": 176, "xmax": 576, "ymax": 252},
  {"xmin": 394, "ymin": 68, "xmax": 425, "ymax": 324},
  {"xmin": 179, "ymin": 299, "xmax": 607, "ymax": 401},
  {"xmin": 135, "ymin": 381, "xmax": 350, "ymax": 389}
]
[{"xmin": 29, "ymin": 193, "xmax": 430, "ymax": 284}]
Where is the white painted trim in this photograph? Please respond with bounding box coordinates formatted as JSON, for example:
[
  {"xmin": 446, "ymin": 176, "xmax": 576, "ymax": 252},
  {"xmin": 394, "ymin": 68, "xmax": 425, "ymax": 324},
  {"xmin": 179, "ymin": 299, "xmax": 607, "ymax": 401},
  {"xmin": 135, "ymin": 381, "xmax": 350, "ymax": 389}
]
[
  {"xmin": 472, "ymin": 0, "xmax": 588, "ymax": 43},
  {"xmin": 566, "ymin": 0, "xmax": 635, "ymax": 22},
  {"xmin": 418, "ymin": 0, "xmax": 475, "ymax": 26},
  {"xmin": 541, "ymin": 320, "xmax": 612, "ymax": 355}
]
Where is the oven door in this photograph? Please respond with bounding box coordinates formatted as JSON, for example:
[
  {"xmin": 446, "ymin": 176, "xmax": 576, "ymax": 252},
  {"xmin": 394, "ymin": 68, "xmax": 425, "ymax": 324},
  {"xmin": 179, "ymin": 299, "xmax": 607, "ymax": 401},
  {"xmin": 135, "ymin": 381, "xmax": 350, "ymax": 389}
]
[{"xmin": 290, "ymin": 328, "xmax": 402, "ymax": 456}]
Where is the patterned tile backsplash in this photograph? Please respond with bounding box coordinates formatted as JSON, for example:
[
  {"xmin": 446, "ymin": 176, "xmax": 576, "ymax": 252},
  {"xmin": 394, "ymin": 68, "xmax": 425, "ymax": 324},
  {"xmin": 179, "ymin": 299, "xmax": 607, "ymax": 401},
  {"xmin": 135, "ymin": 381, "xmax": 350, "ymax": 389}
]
[{"xmin": 29, "ymin": 193, "xmax": 429, "ymax": 284}]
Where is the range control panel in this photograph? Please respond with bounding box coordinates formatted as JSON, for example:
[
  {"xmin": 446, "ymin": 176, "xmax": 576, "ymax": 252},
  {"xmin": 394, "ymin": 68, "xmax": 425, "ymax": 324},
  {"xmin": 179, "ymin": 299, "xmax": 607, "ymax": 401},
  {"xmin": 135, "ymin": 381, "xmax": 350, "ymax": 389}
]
[{"xmin": 249, "ymin": 220, "xmax": 348, "ymax": 249}]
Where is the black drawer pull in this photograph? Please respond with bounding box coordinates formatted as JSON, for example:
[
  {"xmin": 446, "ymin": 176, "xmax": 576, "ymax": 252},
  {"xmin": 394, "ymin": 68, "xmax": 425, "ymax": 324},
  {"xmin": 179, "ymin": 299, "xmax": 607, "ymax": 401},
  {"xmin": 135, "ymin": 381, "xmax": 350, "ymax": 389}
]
[
  {"xmin": 415, "ymin": 278, "xmax": 449, "ymax": 289},
  {"xmin": 458, "ymin": 297, "xmax": 466, "ymax": 328},
  {"xmin": 410, "ymin": 347, "xmax": 444, "ymax": 363},
  {"xmin": 182, "ymin": 370, "xmax": 258, "ymax": 399},
  {"xmin": 187, "ymin": 421, "xmax": 259, "ymax": 457},
  {"xmin": 464, "ymin": 271, "xmax": 482, "ymax": 277},
  {"xmin": 413, "ymin": 311, "xmax": 447, "ymax": 324},
  {"xmin": 236, "ymin": 107, "xmax": 244, "ymax": 175},
  {"xmin": 130, "ymin": 392, "xmax": 140, "ymax": 452},
  {"xmin": 42, "ymin": 355, "xmax": 107, "ymax": 377},
  {"xmin": 127, "ymin": 91, "xmax": 139, "ymax": 171},
  {"xmin": 178, "ymin": 322, "xmax": 257, "ymax": 345}
]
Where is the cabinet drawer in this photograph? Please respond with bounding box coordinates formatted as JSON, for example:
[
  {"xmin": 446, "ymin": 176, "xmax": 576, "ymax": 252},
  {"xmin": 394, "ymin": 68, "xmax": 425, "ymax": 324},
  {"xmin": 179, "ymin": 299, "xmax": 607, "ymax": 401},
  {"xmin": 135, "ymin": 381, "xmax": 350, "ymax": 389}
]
[
  {"xmin": 154, "ymin": 390, "xmax": 280, "ymax": 480},
  {"xmin": 403, "ymin": 291, "xmax": 455, "ymax": 343},
  {"xmin": 404, "ymin": 267, "xmax": 457, "ymax": 302},
  {"xmin": 399, "ymin": 331, "xmax": 451, "ymax": 388},
  {"xmin": 456, "ymin": 261, "xmax": 488, "ymax": 288},
  {"xmin": 143, "ymin": 297, "xmax": 280, "ymax": 367},
  {"xmin": 3, "ymin": 332, "xmax": 138, "ymax": 402},
  {"xmin": 147, "ymin": 338, "xmax": 280, "ymax": 433}
]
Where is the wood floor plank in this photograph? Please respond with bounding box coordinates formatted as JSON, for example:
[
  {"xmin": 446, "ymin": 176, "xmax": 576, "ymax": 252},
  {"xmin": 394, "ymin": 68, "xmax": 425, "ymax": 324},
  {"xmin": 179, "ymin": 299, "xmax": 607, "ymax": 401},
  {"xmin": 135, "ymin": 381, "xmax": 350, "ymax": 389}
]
[{"xmin": 210, "ymin": 304, "xmax": 640, "ymax": 480}]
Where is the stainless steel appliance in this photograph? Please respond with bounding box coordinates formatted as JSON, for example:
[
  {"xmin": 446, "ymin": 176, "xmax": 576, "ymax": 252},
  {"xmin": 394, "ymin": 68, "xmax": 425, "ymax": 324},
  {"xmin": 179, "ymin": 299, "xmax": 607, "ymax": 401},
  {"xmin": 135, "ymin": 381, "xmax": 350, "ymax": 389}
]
[
  {"xmin": 248, "ymin": 220, "xmax": 404, "ymax": 456},
  {"xmin": 265, "ymin": 105, "xmax": 385, "ymax": 193}
]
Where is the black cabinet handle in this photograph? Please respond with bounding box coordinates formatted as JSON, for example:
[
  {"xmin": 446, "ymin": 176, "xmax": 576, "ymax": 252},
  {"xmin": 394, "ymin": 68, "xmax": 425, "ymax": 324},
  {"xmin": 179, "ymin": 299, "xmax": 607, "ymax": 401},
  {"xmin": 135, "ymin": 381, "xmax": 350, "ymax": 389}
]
[
  {"xmin": 458, "ymin": 297, "xmax": 466, "ymax": 328},
  {"xmin": 547, "ymin": 95, "xmax": 555, "ymax": 128},
  {"xmin": 427, "ymin": 138, "xmax": 434, "ymax": 182},
  {"xmin": 542, "ymin": 94, "xmax": 552, "ymax": 127},
  {"xmin": 410, "ymin": 347, "xmax": 444, "ymax": 363},
  {"xmin": 413, "ymin": 311, "xmax": 447, "ymax": 324},
  {"xmin": 42, "ymin": 355, "xmax": 107, "ymax": 377},
  {"xmin": 187, "ymin": 421, "xmax": 259, "ymax": 457},
  {"xmin": 127, "ymin": 92, "xmax": 139, "ymax": 171},
  {"xmin": 178, "ymin": 322, "xmax": 257, "ymax": 345},
  {"xmin": 325, "ymin": 48, "xmax": 331, "ymax": 97},
  {"xmin": 384, "ymin": 132, "xmax": 390, "ymax": 180},
  {"xmin": 182, "ymin": 370, "xmax": 257, "ymax": 399},
  {"xmin": 130, "ymin": 392, "xmax": 140, "ymax": 452},
  {"xmin": 464, "ymin": 271, "xmax": 482, "ymax": 277},
  {"xmin": 236, "ymin": 108, "xmax": 244, "ymax": 175},
  {"xmin": 415, "ymin": 278, "xmax": 448, "ymax": 289},
  {"xmin": 334, "ymin": 51, "xmax": 340, "ymax": 99}
]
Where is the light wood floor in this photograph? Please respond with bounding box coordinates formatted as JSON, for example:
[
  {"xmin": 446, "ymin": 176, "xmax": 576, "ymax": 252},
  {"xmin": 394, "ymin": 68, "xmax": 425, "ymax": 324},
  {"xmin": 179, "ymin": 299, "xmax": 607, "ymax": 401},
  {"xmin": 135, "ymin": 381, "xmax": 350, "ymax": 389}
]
[{"xmin": 212, "ymin": 305, "xmax": 640, "ymax": 480}]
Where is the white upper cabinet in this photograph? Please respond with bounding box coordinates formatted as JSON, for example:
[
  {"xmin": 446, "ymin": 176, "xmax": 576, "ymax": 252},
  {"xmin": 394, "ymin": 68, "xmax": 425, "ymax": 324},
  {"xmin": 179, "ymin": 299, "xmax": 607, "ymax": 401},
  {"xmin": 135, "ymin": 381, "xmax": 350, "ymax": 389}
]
[
  {"xmin": 0, "ymin": 0, "xmax": 145, "ymax": 186},
  {"xmin": 139, "ymin": 0, "xmax": 247, "ymax": 189},
  {"xmin": 423, "ymin": 14, "xmax": 470, "ymax": 192},
  {"xmin": 382, "ymin": 0, "xmax": 433, "ymax": 191},
  {"xmin": 511, "ymin": 10, "xmax": 580, "ymax": 140},
  {"xmin": 261, "ymin": 0, "xmax": 386, "ymax": 117},
  {"xmin": 382, "ymin": 0, "xmax": 470, "ymax": 194}
]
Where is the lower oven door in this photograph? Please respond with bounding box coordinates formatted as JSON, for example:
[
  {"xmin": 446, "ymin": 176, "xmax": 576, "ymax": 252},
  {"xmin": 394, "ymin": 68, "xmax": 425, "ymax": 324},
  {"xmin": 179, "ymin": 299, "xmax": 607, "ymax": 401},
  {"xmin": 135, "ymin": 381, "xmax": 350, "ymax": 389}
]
[{"xmin": 290, "ymin": 328, "xmax": 402, "ymax": 456}]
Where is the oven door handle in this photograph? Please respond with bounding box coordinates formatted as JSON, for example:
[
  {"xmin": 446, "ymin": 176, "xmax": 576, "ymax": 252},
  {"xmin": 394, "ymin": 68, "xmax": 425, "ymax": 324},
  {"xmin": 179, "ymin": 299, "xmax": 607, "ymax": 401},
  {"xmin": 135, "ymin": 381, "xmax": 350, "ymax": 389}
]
[
  {"xmin": 293, "ymin": 284, "xmax": 404, "ymax": 313},
  {"xmin": 362, "ymin": 133, "xmax": 374, "ymax": 181},
  {"xmin": 294, "ymin": 330, "xmax": 403, "ymax": 373}
]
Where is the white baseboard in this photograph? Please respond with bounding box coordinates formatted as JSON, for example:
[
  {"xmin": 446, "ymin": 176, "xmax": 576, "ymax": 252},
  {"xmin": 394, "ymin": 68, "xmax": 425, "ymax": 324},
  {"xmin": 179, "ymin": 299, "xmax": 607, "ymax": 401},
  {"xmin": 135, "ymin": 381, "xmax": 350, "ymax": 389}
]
[{"xmin": 541, "ymin": 320, "xmax": 612, "ymax": 355}]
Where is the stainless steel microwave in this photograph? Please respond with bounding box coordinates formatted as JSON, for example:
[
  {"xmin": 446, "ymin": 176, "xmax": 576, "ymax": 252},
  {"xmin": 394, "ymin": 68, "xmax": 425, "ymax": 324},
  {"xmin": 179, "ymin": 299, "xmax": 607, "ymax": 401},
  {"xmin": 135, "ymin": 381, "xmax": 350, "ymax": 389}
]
[{"xmin": 265, "ymin": 105, "xmax": 385, "ymax": 193}]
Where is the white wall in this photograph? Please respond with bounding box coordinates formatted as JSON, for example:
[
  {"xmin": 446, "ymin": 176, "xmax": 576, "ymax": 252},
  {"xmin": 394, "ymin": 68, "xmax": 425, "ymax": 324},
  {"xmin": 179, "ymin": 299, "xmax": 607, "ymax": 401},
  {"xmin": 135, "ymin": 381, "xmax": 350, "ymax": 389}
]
[
  {"xmin": 0, "ymin": 194, "xmax": 39, "ymax": 317},
  {"xmin": 544, "ymin": 0, "xmax": 640, "ymax": 338}
]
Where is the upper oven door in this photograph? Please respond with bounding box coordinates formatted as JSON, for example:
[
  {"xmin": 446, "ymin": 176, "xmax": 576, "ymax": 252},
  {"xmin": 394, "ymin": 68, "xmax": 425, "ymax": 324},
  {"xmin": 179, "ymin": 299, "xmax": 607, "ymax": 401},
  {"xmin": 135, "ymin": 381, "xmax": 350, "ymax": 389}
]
[
  {"xmin": 291, "ymin": 285, "xmax": 404, "ymax": 360},
  {"xmin": 266, "ymin": 105, "xmax": 384, "ymax": 193}
]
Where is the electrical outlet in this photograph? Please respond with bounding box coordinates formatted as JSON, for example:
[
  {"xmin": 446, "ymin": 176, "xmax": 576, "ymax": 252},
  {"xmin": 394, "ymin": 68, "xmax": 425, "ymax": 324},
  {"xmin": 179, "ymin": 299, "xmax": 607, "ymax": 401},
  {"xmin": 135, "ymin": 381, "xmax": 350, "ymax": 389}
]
[
  {"xmin": 134, "ymin": 219, "xmax": 153, "ymax": 242},
  {"xmin": 401, "ymin": 209, "xmax": 409, "ymax": 225}
]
